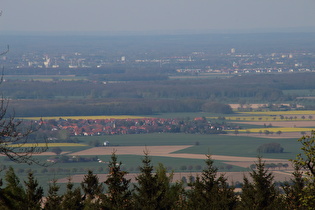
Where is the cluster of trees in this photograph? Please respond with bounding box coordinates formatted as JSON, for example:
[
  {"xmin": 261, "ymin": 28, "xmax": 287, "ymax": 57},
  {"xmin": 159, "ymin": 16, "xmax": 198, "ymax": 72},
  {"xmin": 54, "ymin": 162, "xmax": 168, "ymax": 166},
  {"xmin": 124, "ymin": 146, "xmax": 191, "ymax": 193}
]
[
  {"xmin": 250, "ymin": 162, "xmax": 289, "ymax": 171},
  {"xmin": 47, "ymin": 155, "xmax": 99, "ymax": 164},
  {"xmin": 1, "ymin": 130, "xmax": 315, "ymax": 209},
  {"xmin": 257, "ymin": 143, "xmax": 284, "ymax": 153}
]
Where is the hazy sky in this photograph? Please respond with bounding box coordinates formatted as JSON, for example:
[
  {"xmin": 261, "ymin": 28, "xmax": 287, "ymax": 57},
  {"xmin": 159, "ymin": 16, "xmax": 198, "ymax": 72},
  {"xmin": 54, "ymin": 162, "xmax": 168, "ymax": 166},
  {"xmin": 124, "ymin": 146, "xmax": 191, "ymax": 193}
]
[{"xmin": 1, "ymin": 0, "xmax": 315, "ymax": 34}]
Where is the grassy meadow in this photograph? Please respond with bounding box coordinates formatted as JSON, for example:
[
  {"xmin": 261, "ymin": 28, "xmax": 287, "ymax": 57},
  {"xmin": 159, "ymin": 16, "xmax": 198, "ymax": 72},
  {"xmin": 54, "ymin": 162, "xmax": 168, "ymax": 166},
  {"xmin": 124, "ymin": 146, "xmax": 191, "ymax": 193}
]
[{"xmin": 9, "ymin": 143, "xmax": 87, "ymax": 147}]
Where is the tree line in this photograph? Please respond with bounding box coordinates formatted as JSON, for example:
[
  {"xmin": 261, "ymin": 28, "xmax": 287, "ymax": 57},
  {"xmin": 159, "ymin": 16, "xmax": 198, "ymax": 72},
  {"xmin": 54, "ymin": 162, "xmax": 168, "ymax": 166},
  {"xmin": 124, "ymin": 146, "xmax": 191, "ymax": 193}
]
[
  {"xmin": 1, "ymin": 132, "xmax": 315, "ymax": 209},
  {"xmin": 9, "ymin": 99, "xmax": 233, "ymax": 117},
  {"xmin": 1, "ymin": 77, "xmax": 288, "ymax": 101},
  {"xmin": 5, "ymin": 72, "xmax": 315, "ymax": 116}
]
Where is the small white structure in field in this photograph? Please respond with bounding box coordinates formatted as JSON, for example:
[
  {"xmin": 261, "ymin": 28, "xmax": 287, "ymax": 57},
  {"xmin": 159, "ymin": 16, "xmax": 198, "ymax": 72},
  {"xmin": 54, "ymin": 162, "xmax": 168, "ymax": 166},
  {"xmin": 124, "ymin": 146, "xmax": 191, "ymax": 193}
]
[{"xmin": 103, "ymin": 141, "xmax": 110, "ymax": 146}]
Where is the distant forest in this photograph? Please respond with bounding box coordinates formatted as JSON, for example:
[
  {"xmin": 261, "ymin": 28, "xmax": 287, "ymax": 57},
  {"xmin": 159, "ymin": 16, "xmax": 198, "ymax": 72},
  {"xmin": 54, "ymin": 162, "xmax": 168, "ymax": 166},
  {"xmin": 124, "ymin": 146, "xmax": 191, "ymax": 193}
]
[{"xmin": 2, "ymin": 72, "xmax": 315, "ymax": 117}]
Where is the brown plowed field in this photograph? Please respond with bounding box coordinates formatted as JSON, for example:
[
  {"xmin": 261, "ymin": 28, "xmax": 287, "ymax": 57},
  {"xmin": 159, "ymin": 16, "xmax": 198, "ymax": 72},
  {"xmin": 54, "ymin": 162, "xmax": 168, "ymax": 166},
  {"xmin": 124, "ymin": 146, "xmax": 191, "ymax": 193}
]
[{"xmin": 70, "ymin": 145, "xmax": 192, "ymax": 156}]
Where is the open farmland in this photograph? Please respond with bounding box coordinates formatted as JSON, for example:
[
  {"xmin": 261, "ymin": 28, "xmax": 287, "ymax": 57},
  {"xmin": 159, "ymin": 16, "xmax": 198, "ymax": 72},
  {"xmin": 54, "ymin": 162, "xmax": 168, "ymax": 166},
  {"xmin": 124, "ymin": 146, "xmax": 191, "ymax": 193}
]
[
  {"xmin": 70, "ymin": 145, "xmax": 286, "ymax": 162},
  {"xmin": 4, "ymin": 109, "xmax": 312, "ymax": 186},
  {"xmin": 55, "ymin": 143, "xmax": 292, "ymax": 184},
  {"xmin": 71, "ymin": 131, "xmax": 302, "ymax": 184},
  {"xmin": 224, "ymin": 110, "xmax": 315, "ymax": 139}
]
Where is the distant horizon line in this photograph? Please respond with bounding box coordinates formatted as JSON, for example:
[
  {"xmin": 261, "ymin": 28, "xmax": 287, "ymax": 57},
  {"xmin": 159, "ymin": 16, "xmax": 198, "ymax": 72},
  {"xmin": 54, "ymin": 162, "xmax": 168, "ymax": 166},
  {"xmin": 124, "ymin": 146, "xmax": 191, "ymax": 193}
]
[{"xmin": 1, "ymin": 26, "xmax": 315, "ymax": 36}]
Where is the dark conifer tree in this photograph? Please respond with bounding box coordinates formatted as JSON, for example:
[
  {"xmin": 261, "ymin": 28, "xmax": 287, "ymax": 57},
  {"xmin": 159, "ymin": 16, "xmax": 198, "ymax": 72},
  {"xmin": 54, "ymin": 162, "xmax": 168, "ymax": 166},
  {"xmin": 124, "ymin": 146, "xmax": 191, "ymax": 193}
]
[
  {"xmin": 282, "ymin": 164, "xmax": 305, "ymax": 210},
  {"xmin": 239, "ymin": 157, "xmax": 281, "ymax": 209},
  {"xmin": 80, "ymin": 170, "xmax": 103, "ymax": 209},
  {"xmin": 1, "ymin": 167, "xmax": 25, "ymax": 209},
  {"xmin": 187, "ymin": 154, "xmax": 237, "ymax": 209},
  {"xmin": 24, "ymin": 171, "xmax": 43, "ymax": 210},
  {"xmin": 102, "ymin": 152, "xmax": 132, "ymax": 209},
  {"xmin": 154, "ymin": 163, "xmax": 184, "ymax": 210},
  {"xmin": 133, "ymin": 151, "xmax": 160, "ymax": 209},
  {"xmin": 44, "ymin": 179, "xmax": 62, "ymax": 210},
  {"xmin": 0, "ymin": 177, "xmax": 7, "ymax": 208},
  {"xmin": 61, "ymin": 178, "xmax": 82, "ymax": 210}
]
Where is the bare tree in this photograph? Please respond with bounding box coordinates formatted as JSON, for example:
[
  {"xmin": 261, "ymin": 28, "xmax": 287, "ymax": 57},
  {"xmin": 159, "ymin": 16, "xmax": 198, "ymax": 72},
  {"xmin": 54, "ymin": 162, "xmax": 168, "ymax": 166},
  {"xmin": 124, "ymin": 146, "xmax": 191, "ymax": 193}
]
[
  {"xmin": 0, "ymin": 95, "xmax": 48, "ymax": 165},
  {"xmin": 0, "ymin": 43, "xmax": 48, "ymax": 165}
]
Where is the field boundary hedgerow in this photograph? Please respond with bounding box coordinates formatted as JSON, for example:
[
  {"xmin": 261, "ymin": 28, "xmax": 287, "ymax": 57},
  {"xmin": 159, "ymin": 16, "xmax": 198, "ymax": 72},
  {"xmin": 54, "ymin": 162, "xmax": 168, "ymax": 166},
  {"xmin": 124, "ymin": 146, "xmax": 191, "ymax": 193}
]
[
  {"xmin": 236, "ymin": 127, "xmax": 313, "ymax": 133},
  {"xmin": 237, "ymin": 110, "xmax": 315, "ymax": 115},
  {"xmin": 215, "ymin": 116, "xmax": 315, "ymax": 121}
]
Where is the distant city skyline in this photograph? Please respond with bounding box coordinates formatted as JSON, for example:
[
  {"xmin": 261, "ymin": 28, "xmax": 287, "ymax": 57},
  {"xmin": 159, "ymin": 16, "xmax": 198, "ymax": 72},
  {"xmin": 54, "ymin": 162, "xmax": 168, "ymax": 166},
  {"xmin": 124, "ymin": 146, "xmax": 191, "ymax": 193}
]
[{"xmin": 1, "ymin": 0, "xmax": 315, "ymax": 35}]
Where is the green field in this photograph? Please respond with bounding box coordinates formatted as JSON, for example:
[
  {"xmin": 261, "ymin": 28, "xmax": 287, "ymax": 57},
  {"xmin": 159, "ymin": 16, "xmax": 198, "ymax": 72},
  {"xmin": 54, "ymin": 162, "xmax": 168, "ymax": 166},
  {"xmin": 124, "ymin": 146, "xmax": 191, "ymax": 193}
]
[
  {"xmin": 78, "ymin": 133, "xmax": 301, "ymax": 159},
  {"xmin": 2, "ymin": 133, "xmax": 259, "ymax": 193},
  {"xmin": 10, "ymin": 143, "xmax": 87, "ymax": 147}
]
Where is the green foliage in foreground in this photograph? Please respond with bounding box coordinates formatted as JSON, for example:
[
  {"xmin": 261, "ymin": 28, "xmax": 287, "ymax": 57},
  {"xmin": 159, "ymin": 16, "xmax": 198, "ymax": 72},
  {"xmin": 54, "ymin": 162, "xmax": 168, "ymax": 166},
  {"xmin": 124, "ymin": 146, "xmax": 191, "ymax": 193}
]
[{"xmin": 290, "ymin": 131, "xmax": 315, "ymax": 209}]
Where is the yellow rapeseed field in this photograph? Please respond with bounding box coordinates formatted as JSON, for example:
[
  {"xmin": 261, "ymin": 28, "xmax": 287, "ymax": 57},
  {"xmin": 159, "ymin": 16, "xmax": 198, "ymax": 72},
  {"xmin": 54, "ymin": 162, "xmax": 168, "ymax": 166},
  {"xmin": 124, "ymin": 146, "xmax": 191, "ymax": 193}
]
[{"xmin": 21, "ymin": 115, "xmax": 147, "ymax": 121}]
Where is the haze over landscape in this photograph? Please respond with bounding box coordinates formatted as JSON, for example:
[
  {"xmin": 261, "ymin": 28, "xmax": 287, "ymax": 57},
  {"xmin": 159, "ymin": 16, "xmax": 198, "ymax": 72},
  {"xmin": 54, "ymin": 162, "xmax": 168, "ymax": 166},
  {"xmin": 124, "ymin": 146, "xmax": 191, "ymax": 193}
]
[
  {"xmin": 1, "ymin": 0, "xmax": 315, "ymax": 34},
  {"xmin": 1, "ymin": 1, "xmax": 315, "ymax": 209}
]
